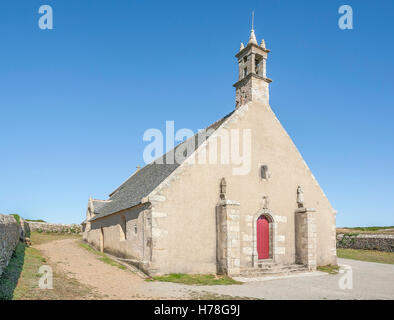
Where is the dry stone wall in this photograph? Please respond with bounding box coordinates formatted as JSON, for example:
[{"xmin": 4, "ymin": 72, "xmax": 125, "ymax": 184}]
[
  {"xmin": 337, "ymin": 234, "xmax": 394, "ymax": 252},
  {"xmin": 27, "ymin": 222, "xmax": 81, "ymax": 234},
  {"xmin": 0, "ymin": 214, "xmax": 21, "ymax": 276},
  {"xmin": 20, "ymin": 219, "xmax": 31, "ymax": 238}
]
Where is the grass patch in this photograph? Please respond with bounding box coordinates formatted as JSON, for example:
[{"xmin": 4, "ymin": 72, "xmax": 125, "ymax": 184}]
[
  {"xmin": 337, "ymin": 248, "xmax": 394, "ymax": 264},
  {"xmin": 30, "ymin": 231, "xmax": 81, "ymax": 246},
  {"xmin": 0, "ymin": 242, "xmax": 26, "ymax": 299},
  {"xmin": 0, "ymin": 241, "xmax": 97, "ymax": 300},
  {"xmin": 25, "ymin": 219, "xmax": 46, "ymax": 223},
  {"xmin": 317, "ymin": 264, "xmax": 340, "ymax": 274},
  {"xmin": 10, "ymin": 214, "xmax": 21, "ymax": 224},
  {"xmin": 78, "ymin": 241, "xmax": 127, "ymax": 271},
  {"xmin": 347, "ymin": 226, "xmax": 394, "ymax": 232},
  {"xmin": 98, "ymin": 257, "xmax": 127, "ymax": 270},
  {"xmin": 78, "ymin": 241, "xmax": 100, "ymax": 255},
  {"xmin": 149, "ymin": 273, "xmax": 242, "ymax": 286},
  {"xmin": 337, "ymin": 226, "xmax": 394, "ymax": 234},
  {"xmin": 189, "ymin": 290, "xmax": 260, "ymax": 300}
]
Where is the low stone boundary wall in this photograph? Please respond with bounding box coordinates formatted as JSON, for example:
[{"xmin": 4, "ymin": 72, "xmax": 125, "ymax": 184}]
[
  {"xmin": 20, "ymin": 218, "xmax": 31, "ymax": 239},
  {"xmin": 27, "ymin": 222, "xmax": 81, "ymax": 234},
  {"xmin": 0, "ymin": 214, "xmax": 21, "ymax": 276},
  {"xmin": 337, "ymin": 234, "xmax": 394, "ymax": 252}
]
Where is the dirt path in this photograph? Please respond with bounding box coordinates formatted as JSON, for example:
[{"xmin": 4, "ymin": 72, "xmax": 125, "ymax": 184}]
[
  {"xmin": 36, "ymin": 239, "xmax": 160, "ymax": 299},
  {"xmin": 33, "ymin": 239, "xmax": 394, "ymax": 300}
]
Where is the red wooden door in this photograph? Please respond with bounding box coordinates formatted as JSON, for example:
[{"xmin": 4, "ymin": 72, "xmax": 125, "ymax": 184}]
[{"xmin": 257, "ymin": 216, "xmax": 269, "ymax": 259}]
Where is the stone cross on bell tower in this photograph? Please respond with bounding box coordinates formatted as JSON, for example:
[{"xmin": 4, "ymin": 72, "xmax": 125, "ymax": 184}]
[{"xmin": 233, "ymin": 22, "xmax": 272, "ymax": 108}]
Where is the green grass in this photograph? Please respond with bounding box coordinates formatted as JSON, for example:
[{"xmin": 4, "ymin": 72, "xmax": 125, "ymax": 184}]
[
  {"xmin": 0, "ymin": 237, "xmax": 97, "ymax": 300},
  {"xmin": 346, "ymin": 226, "xmax": 394, "ymax": 232},
  {"xmin": 337, "ymin": 248, "xmax": 394, "ymax": 265},
  {"xmin": 337, "ymin": 226, "xmax": 394, "ymax": 234},
  {"xmin": 25, "ymin": 219, "xmax": 46, "ymax": 223},
  {"xmin": 317, "ymin": 264, "xmax": 340, "ymax": 274},
  {"xmin": 189, "ymin": 290, "xmax": 260, "ymax": 300},
  {"xmin": 98, "ymin": 257, "xmax": 127, "ymax": 270},
  {"xmin": 149, "ymin": 273, "xmax": 242, "ymax": 286},
  {"xmin": 78, "ymin": 241, "xmax": 127, "ymax": 271},
  {"xmin": 78, "ymin": 241, "xmax": 99, "ymax": 254},
  {"xmin": 9, "ymin": 214, "xmax": 21, "ymax": 224},
  {"xmin": 0, "ymin": 243, "xmax": 28, "ymax": 299},
  {"xmin": 30, "ymin": 231, "xmax": 81, "ymax": 246}
]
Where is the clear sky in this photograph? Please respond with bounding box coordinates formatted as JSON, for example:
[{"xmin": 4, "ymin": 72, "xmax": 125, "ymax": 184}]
[{"xmin": 0, "ymin": 0, "xmax": 393, "ymax": 226}]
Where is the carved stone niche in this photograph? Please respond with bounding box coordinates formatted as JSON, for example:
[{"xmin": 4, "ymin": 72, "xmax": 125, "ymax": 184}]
[{"xmin": 220, "ymin": 178, "xmax": 227, "ymax": 200}]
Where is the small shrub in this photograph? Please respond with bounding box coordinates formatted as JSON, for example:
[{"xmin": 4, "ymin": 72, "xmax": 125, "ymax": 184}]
[{"xmin": 10, "ymin": 214, "xmax": 21, "ymax": 224}]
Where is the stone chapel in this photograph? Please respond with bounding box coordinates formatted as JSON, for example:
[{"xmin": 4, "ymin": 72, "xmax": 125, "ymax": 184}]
[{"xmin": 82, "ymin": 28, "xmax": 337, "ymax": 276}]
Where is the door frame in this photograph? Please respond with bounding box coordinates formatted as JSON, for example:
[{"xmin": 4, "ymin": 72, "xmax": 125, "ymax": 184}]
[{"xmin": 252, "ymin": 209, "xmax": 276, "ymax": 266}]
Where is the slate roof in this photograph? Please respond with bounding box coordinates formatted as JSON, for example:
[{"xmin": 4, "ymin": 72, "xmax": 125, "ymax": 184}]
[
  {"xmin": 91, "ymin": 200, "xmax": 108, "ymax": 212},
  {"xmin": 90, "ymin": 111, "xmax": 234, "ymax": 221}
]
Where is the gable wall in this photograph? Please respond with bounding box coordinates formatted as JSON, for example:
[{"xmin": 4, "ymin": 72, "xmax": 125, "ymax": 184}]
[{"xmin": 148, "ymin": 100, "xmax": 336, "ymax": 275}]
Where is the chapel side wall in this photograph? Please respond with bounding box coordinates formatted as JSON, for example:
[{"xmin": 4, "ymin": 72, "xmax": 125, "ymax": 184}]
[
  {"xmin": 147, "ymin": 169, "xmax": 219, "ymax": 275},
  {"xmin": 87, "ymin": 204, "xmax": 151, "ymax": 261}
]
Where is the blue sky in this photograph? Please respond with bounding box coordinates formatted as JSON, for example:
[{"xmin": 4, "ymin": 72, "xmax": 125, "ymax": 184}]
[{"xmin": 0, "ymin": 0, "xmax": 393, "ymax": 226}]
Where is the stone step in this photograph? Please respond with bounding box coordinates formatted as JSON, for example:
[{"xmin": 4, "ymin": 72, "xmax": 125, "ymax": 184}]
[
  {"xmin": 240, "ymin": 264, "xmax": 308, "ymax": 277},
  {"xmin": 242, "ymin": 264, "xmax": 305, "ymax": 272}
]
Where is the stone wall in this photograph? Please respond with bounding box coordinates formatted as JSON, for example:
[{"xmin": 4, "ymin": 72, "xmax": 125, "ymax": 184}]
[
  {"xmin": 337, "ymin": 234, "xmax": 394, "ymax": 252},
  {"xmin": 27, "ymin": 221, "xmax": 81, "ymax": 234},
  {"xmin": 0, "ymin": 214, "xmax": 21, "ymax": 276},
  {"xmin": 20, "ymin": 218, "xmax": 31, "ymax": 239}
]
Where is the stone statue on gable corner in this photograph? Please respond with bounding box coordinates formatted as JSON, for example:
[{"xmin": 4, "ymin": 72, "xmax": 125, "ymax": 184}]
[{"xmin": 297, "ymin": 186, "xmax": 304, "ymax": 208}]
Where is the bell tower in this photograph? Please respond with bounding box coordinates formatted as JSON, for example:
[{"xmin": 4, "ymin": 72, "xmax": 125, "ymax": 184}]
[{"xmin": 233, "ymin": 26, "xmax": 272, "ymax": 108}]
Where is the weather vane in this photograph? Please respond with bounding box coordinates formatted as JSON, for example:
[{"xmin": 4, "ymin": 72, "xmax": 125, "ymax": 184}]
[{"xmin": 252, "ymin": 11, "xmax": 255, "ymax": 30}]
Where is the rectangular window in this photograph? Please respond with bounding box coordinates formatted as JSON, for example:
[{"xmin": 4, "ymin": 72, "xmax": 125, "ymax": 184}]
[
  {"xmin": 261, "ymin": 165, "xmax": 268, "ymax": 179},
  {"xmin": 244, "ymin": 67, "xmax": 248, "ymax": 77}
]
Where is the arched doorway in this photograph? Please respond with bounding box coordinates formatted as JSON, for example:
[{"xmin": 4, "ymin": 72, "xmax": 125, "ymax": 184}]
[{"xmin": 257, "ymin": 216, "xmax": 270, "ymax": 259}]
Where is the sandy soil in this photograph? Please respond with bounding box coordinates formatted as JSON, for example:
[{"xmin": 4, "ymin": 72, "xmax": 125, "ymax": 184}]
[{"xmin": 36, "ymin": 239, "xmax": 159, "ymax": 299}]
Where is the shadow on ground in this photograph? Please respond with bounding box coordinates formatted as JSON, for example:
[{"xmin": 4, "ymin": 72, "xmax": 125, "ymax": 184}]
[{"xmin": 0, "ymin": 242, "xmax": 26, "ymax": 300}]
